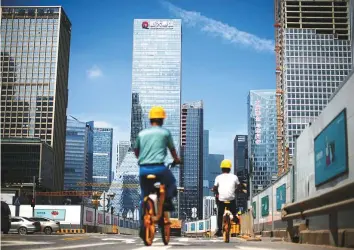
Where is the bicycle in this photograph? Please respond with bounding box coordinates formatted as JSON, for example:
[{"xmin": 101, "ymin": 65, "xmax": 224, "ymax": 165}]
[
  {"xmin": 141, "ymin": 162, "xmax": 176, "ymax": 246},
  {"xmin": 222, "ymin": 200, "xmax": 233, "ymax": 243}
]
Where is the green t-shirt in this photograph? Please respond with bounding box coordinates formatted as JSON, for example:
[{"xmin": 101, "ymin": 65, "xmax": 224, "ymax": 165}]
[{"xmin": 134, "ymin": 126, "xmax": 175, "ymax": 165}]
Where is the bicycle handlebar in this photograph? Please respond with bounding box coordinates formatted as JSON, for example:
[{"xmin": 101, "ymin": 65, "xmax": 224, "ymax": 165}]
[{"xmin": 167, "ymin": 161, "xmax": 179, "ymax": 169}]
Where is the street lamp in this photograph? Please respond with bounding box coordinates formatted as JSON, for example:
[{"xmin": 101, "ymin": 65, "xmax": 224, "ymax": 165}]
[{"xmin": 103, "ymin": 192, "xmax": 115, "ymax": 226}]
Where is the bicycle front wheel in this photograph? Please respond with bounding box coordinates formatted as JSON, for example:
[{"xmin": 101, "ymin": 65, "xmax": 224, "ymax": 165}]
[
  {"xmin": 142, "ymin": 198, "xmax": 156, "ymax": 246},
  {"xmin": 223, "ymin": 214, "xmax": 231, "ymax": 243}
]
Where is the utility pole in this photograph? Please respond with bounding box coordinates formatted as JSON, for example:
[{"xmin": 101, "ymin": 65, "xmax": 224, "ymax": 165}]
[{"xmin": 103, "ymin": 191, "xmax": 106, "ymax": 226}]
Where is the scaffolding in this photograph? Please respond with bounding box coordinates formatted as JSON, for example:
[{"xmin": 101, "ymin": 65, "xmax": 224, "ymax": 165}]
[{"xmin": 275, "ymin": 0, "xmax": 286, "ymax": 176}]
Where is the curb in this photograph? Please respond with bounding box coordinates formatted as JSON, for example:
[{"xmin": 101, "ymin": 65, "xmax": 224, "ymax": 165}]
[{"xmin": 56, "ymin": 229, "xmax": 86, "ymax": 234}]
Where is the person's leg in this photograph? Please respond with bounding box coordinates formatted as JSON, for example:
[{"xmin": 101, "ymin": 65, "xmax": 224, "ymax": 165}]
[
  {"xmin": 162, "ymin": 167, "xmax": 177, "ymax": 199},
  {"xmin": 216, "ymin": 202, "xmax": 225, "ymax": 236},
  {"xmin": 230, "ymin": 200, "xmax": 238, "ymax": 224}
]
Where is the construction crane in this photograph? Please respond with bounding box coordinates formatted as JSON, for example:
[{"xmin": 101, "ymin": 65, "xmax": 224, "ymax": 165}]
[{"xmin": 274, "ymin": 0, "xmax": 288, "ymax": 176}]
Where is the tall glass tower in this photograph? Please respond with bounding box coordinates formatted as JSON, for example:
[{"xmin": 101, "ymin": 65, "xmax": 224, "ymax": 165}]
[
  {"xmin": 248, "ymin": 90, "xmax": 277, "ymax": 194},
  {"xmin": 111, "ymin": 19, "xmax": 182, "ymax": 218},
  {"xmin": 93, "ymin": 127, "xmax": 113, "ymax": 192},
  {"xmin": 180, "ymin": 101, "xmax": 204, "ymax": 219},
  {"xmin": 1, "ymin": 7, "xmax": 71, "ymax": 192},
  {"xmin": 64, "ymin": 116, "xmax": 93, "ymax": 192}
]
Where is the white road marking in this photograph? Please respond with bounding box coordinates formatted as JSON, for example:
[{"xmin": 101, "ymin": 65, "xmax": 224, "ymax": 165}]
[
  {"xmin": 1, "ymin": 241, "xmax": 53, "ymax": 246},
  {"xmin": 101, "ymin": 237, "xmax": 136, "ymax": 244},
  {"xmin": 26, "ymin": 242, "xmax": 116, "ymax": 250}
]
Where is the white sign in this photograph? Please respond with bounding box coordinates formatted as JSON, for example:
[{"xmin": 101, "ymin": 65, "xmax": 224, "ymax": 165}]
[{"xmin": 255, "ymin": 100, "xmax": 262, "ymax": 144}]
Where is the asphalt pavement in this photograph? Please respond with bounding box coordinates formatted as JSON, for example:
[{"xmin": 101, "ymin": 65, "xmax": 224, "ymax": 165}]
[{"xmin": 1, "ymin": 233, "xmax": 353, "ymax": 250}]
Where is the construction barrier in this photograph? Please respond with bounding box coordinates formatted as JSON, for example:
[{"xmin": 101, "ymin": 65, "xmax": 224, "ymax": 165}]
[
  {"xmin": 240, "ymin": 212, "xmax": 253, "ymax": 236},
  {"xmin": 57, "ymin": 229, "xmax": 86, "ymax": 234}
]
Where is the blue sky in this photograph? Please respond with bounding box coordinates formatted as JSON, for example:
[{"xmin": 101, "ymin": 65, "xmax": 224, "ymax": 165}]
[{"xmin": 7, "ymin": 0, "xmax": 275, "ymax": 166}]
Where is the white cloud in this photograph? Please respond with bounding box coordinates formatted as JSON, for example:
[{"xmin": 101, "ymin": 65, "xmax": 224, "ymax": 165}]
[
  {"xmin": 86, "ymin": 65, "xmax": 103, "ymax": 79},
  {"xmin": 161, "ymin": 1, "xmax": 274, "ymax": 52}
]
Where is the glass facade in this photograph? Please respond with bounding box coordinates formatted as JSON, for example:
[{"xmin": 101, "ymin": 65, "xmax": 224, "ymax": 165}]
[
  {"xmin": 108, "ymin": 151, "xmax": 140, "ymax": 218},
  {"xmin": 233, "ymin": 135, "xmax": 247, "ymax": 174},
  {"xmin": 1, "ymin": 7, "xmax": 72, "ymax": 193},
  {"xmin": 206, "ymin": 154, "xmax": 224, "ymax": 196},
  {"xmin": 117, "ymin": 140, "xmax": 130, "ymax": 170},
  {"xmin": 130, "ymin": 19, "xmax": 182, "ymax": 185},
  {"xmin": 64, "ymin": 116, "xmax": 93, "ymax": 192},
  {"xmin": 203, "ymin": 130, "xmax": 209, "ymax": 196},
  {"xmin": 93, "ymin": 127, "xmax": 113, "ymax": 192},
  {"xmin": 180, "ymin": 101, "xmax": 203, "ymax": 219},
  {"xmin": 248, "ymin": 90, "xmax": 277, "ymax": 193}
]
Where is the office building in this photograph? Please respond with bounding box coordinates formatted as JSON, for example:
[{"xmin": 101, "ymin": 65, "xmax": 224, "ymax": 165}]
[
  {"xmin": 64, "ymin": 116, "xmax": 93, "ymax": 192},
  {"xmin": 203, "ymin": 130, "xmax": 210, "ymax": 196},
  {"xmin": 108, "ymin": 151, "xmax": 140, "ymax": 218},
  {"xmin": 113, "ymin": 19, "xmax": 182, "ymax": 217},
  {"xmin": 206, "ymin": 154, "xmax": 224, "ymax": 196},
  {"xmin": 233, "ymin": 135, "xmax": 247, "ymax": 174},
  {"xmin": 351, "ymin": 0, "xmax": 354, "ymax": 62},
  {"xmin": 180, "ymin": 101, "xmax": 204, "ymax": 219},
  {"xmin": 203, "ymin": 196, "xmax": 216, "ymax": 220},
  {"xmin": 117, "ymin": 140, "xmax": 130, "ymax": 170},
  {"xmin": 1, "ymin": 7, "xmax": 72, "ymax": 193},
  {"xmin": 234, "ymin": 135, "xmax": 248, "ymax": 212},
  {"xmin": 248, "ymin": 90, "xmax": 277, "ymax": 194},
  {"xmin": 93, "ymin": 127, "xmax": 113, "ymax": 192},
  {"xmin": 275, "ymin": 0, "xmax": 352, "ymax": 172},
  {"xmin": 130, "ymin": 19, "xmax": 182, "ymax": 185}
]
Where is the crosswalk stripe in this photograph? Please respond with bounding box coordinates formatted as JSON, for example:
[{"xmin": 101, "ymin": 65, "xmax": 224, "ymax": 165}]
[{"xmin": 1, "ymin": 241, "xmax": 52, "ymax": 247}]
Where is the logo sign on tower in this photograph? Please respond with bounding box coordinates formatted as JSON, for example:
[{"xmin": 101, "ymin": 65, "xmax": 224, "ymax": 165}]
[{"xmin": 142, "ymin": 20, "xmax": 174, "ymax": 30}]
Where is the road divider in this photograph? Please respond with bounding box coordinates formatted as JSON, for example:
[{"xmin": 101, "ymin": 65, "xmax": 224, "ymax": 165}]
[{"xmin": 56, "ymin": 229, "xmax": 86, "ymax": 234}]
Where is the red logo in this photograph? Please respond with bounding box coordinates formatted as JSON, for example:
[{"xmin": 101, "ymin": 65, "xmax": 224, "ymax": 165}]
[
  {"xmin": 51, "ymin": 211, "xmax": 59, "ymax": 216},
  {"xmin": 142, "ymin": 21, "xmax": 149, "ymax": 29}
]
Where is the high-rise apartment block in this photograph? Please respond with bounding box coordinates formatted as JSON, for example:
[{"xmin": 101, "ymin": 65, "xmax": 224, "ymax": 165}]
[
  {"xmin": 64, "ymin": 116, "xmax": 93, "ymax": 192},
  {"xmin": 1, "ymin": 7, "xmax": 71, "ymax": 192},
  {"xmin": 180, "ymin": 101, "xmax": 204, "ymax": 219},
  {"xmin": 248, "ymin": 90, "xmax": 277, "ymax": 194},
  {"xmin": 93, "ymin": 127, "xmax": 113, "ymax": 192},
  {"xmin": 275, "ymin": 0, "xmax": 352, "ymax": 174}
]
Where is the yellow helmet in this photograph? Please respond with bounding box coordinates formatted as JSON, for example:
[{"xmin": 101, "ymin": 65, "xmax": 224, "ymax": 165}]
[
  {"xmin": 220, "ymin": 159, "xmax": 232, "ymax": 169},
  {"xmin": 238, "ymin": 211, "xmax": 241, "ymax": 215},
  {"xmin": 149, "ymin": 106, "xmax": 166, "ymax": 119}
]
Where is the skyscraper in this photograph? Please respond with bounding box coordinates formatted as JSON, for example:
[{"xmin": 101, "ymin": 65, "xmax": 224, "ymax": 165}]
[
  {"xmin": 117, "ymin": 141, "xmax": 130, "ymax": 170},
  {"xmin": 207, "ymin": 154, "xmax": 224, "ymax": 196},
  {"xmin": 64, "ymin": 116, "xmax": 93, "ymax": 192},
  {"xmin": 233, "ymin": 135, "xmax": 247, "ymax": 174},
  {"xmin": 130, "ymin": 19, "xmax": 182, "ymax": 185},
  {"xmin": 203, "ymin": 130, "xmax": 210, "ymax": 196},
  {"xmin": 275, "ymin": 0, "xmax": 352, "ymax": 173},
  {"xmin": 180, "ymin": 101, "xmax": 204, "ymax": 219},
  {"xmin": 93, "ymin": 127, "xmax": 113, "ymax": 192},
  {"xmin": 1, "ymin": 7, "xmax": 71, "ymax": 192},
  {"xmin": 248, "ymin": 90, "xmax": 277, "ymax": 194}
]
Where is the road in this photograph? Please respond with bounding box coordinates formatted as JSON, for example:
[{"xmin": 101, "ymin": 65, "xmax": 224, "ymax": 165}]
[{"xmin": 1, "ymin": 234, "xmax": 352, "ymax": 250}]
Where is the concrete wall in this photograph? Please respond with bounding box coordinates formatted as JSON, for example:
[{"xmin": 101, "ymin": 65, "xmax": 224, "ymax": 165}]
[
  {"xmin": 296, "ymin": 70, "xmax": 354, "ymax": 202},
  {"xmin": 251, "ymin": 70, "xmax": 354, "ymax": 232}
]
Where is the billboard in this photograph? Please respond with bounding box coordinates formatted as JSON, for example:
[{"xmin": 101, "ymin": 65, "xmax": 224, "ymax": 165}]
[
  {"xmin": 276, "ymin": 184, "xmax": 286, "ymax": 211},
  {"xmin": 261, "ymin": 195, "xmax": 269, "ymax": 217},
  {"xmin": 314, "ymin": 109, "xmax": 348, "ymax": 186},
  {"xmin": 34, "ymin": 209, "xmax": 66, "ymax": 221}
]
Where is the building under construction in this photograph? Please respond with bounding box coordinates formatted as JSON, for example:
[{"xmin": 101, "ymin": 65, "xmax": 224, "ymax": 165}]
[{"xmin": 274, "ymin": 0, "xmax": 353, "ymax": 175}]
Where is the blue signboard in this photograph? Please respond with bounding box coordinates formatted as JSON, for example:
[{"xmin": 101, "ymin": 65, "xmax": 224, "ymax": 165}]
[
  {"xmin": 34, "ymin": 209, "xmax": 66, "ymax": 221},
  {"xmin": 314, "ymin": 109, "xmax": 348, "ymax": 186},
  {"xmin": 199, "ymin": 222, "xmax": 204, "ymax": 230},
  {"xmin": 191, "ymin": 223, "xmax": 195, "ymax": 232},
  {"xmin": 276, "ymin": 184, "xmax": 286, "ymax": 211}
]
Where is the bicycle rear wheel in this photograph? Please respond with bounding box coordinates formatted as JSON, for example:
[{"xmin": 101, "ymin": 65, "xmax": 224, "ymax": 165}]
[
  {"xmin": 223, "ymin": 214, "xmax": 231, "ymax": 243},
  {"xmin": 159, "ymin": 211, "xmax": 171, "ymax": 245},
  {"xmin": 142, "ymin": 198, "xmax": 156, "ymax": 246}
]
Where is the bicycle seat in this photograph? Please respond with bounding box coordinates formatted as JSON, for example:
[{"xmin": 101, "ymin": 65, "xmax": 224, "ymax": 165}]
[
  {"xmin": 147, "ymin": 174, "xmax": 156, "ymax": 179},
  {"xmin": 224, "ymin": 200, "xmax": 230, "ymax": 204}
]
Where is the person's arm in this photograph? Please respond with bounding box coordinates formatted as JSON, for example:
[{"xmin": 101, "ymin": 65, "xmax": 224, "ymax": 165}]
[
  {"xmin": 167, "ymin": 131, "xmax": 181, "ymax": 164},
  {"xmin": 133, "ymin": 136, "xmax": 140, "ymax": 158},
  {"xmin": 213, "ymin": 176, "xmax": 220, "ymax": 203}
]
